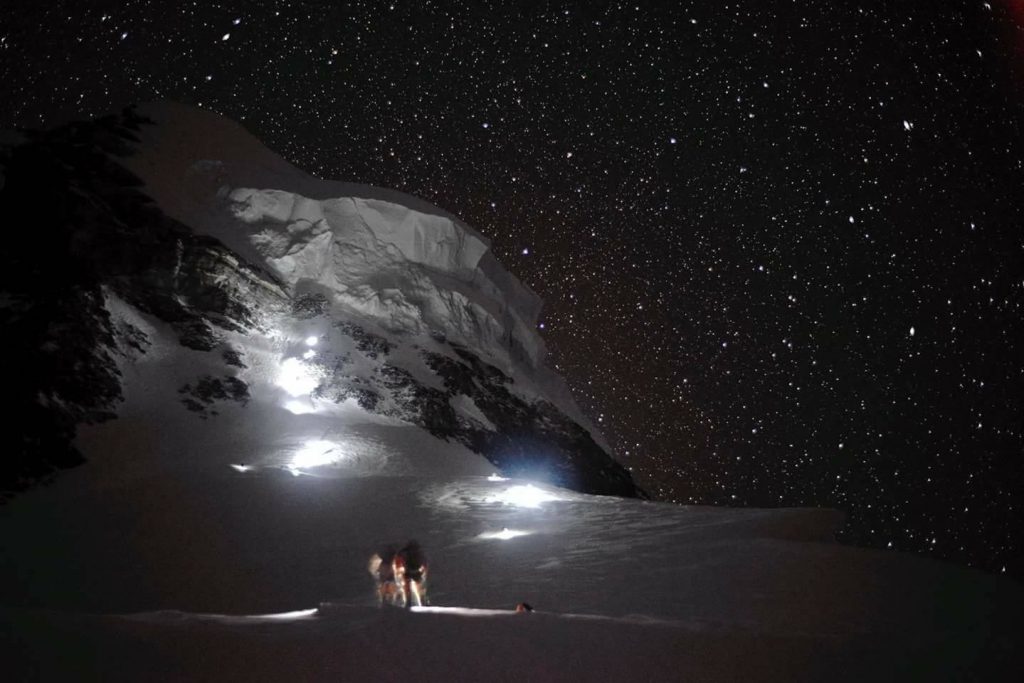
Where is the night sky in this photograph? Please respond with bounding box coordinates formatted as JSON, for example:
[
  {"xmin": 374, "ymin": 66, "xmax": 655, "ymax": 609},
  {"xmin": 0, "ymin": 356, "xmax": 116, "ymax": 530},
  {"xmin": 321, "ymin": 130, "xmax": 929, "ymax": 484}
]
[{"xmin": 2, "ymin": 1, "xmax": 1022, "ymax": 577}]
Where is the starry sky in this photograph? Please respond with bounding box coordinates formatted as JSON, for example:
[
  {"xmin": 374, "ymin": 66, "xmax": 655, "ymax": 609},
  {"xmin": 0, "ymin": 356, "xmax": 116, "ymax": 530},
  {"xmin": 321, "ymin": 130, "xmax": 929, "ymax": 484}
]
[{"xmin": 2, "ymin": 1, "xmax": 1022, "ymax": 577}]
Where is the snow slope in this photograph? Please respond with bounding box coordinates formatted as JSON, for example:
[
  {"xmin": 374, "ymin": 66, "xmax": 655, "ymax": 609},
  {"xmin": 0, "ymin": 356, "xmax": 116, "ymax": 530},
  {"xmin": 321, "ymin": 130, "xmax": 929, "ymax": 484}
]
[{"xmin": 2, "ymin": 448, "xmax": 1022, "ymax": 681}]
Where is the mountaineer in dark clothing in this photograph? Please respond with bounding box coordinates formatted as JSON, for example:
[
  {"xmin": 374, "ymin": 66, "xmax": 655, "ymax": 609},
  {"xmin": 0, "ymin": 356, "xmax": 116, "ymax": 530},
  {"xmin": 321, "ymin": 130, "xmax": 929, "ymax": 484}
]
[{"xmin": 393, "ymin": 540, "xmax": 428, "ymax": 608}]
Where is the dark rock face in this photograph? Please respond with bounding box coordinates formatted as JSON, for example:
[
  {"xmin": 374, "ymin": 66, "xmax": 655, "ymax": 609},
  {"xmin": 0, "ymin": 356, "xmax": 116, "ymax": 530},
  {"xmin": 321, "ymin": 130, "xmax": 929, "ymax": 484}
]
[
  {"xmin": 334, "ymin": 321, "xmax": 391, "ymax": 359},
  {"xmin": 0, "ymin": 106, "xmax": 642, "ymax": 500},
  {"xmin": 179, "ymin": 375, "xmax": 251, "ymax": 418},
  {"xmin": 0, "ymin": 109, "xmax": 279, "ymax": 497},
  {"xmin": 421, "ymin": 345, "xmax": 640, "ymax": 497},
  {"xmin": 291, "ymin": 293, "xmax": 328, "ymax": 319},
  {"xmin": 311, "ymin": 325, "xmax": 642, "ymax": 497}
]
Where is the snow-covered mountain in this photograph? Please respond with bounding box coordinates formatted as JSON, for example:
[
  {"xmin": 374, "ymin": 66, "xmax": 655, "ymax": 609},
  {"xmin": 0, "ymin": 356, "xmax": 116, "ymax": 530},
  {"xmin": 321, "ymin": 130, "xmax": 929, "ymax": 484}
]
[
  {"xmin": 0, "ymin": 102, "xmax": 638, "ymax": 498},
  {"xmin": 2, "ymin": 105, "xmax": 1022, "ymax": 681}
]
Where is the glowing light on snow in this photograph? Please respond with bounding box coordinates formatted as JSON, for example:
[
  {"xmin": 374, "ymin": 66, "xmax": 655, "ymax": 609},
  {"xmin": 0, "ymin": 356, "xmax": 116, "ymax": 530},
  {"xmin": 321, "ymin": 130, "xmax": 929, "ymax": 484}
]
[
  {"xmin": 277, "ymin": 357, "xmax": 319, "ymax": 397},
  {"xmin": 305, "ymin": 335, "xmax": 319, "ymax": 346},
  {"xmin": 256, "ymin": 608, "xmax": 318, "ymax": 620},
  {"xmin": 409, "ymin": 606, "xmax": 517, "ymax": 616},
  {"xmin": 230, "ymin": 464, "xmax": 252, "ymax": 473},
  {"xmin": 290, "ymin": 440, "xmax": 343, "ymax": 470},
  {"xmin": 136, "ymin": 608, "xmax": 319, "ymax": 624},
  {"xmin": 284, "ymin": 399, "xmax": 317, "ymax": 415},
  {"xmin": 487, "ymin": 484, "xmax": 560, "ymax": 509},
  {"xmin": 487, "ymin": 473, "xmax": 509, "ymax": 482},
  {"xmin": 478, "ymin": 528, "xmax": 531, "ymax": 541},
  {"xmin": 303, "ymin": 349, "xmax": 317, "ymax": 359}
]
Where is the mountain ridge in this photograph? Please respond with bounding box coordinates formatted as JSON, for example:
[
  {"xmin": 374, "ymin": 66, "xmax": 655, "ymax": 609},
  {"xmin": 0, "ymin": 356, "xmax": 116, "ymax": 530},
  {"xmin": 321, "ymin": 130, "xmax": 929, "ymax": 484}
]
[{"xmin": 0, "ymin": 103, "xmax": 641, "ymax": 499}]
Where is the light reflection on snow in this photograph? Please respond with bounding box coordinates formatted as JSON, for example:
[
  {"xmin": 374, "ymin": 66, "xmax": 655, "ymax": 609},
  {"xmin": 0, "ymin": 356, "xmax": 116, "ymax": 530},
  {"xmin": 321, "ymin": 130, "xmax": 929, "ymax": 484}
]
[
  {"xmin": 487, "ymin": 473, "xmax": 509, "ymax": 482},
  {"xmin": 288, "ymin": 439, "xmax": 343, "ymax": 473},
  {"xmin": 410, "ymin": 606, "xmax": 521, "ymax": 617},
  {"xmin": 284, "ymin": 399, "xmax": 317, "ymax": 415},
  {"xmin": 302, "ymin": 349, "xmax": 317, "ymax": 359},
  {"xmin": 128, "ymin": 608, "xmax": 320, "ymax": 624},
  {"xmin": 486, "ymin": 484, "xmax": 560, "ymax": 509},
  {"xmin": 305, "ymin": 335, "xmax": 318, "ymax": 346},
  {"xmin": 477, "ymin": 527, "xmax": 531, "ymax": 541},
  {"xmin": 257, "ymin": 608, "xmax": 319, "ymax": 620},
  {"xmin": 277, "ymin": 357, "xmax": 319, "ymax": 397},
  {"xmin": 230, "ymin": 464, "xmax": 253, "ymax": 473}
]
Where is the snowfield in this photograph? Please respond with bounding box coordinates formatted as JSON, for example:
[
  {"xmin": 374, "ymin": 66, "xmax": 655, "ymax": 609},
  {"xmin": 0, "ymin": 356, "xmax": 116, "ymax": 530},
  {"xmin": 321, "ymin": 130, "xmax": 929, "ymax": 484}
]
[{"xmin": 2, "ymin": 424, "xmax": 1022, "ymax": 680}]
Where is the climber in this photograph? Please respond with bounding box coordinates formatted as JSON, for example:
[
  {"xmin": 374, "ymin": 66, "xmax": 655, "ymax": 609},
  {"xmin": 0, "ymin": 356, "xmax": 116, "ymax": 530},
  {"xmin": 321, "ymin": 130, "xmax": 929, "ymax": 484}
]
[
  {"xmin": 393, "ymin": 540, "xmax": 429, "ymax": 608},
  {"xmin": 368, "ymin": 545, "xmax": 400, "ymax": 606}
]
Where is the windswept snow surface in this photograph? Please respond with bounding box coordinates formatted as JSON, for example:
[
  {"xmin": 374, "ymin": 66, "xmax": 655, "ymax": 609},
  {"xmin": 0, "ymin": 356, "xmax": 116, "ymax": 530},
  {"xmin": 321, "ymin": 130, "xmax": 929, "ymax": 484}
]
[{"xmin": 2, "ymin": 434, "xmax": 1023, "ymax": 680}]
